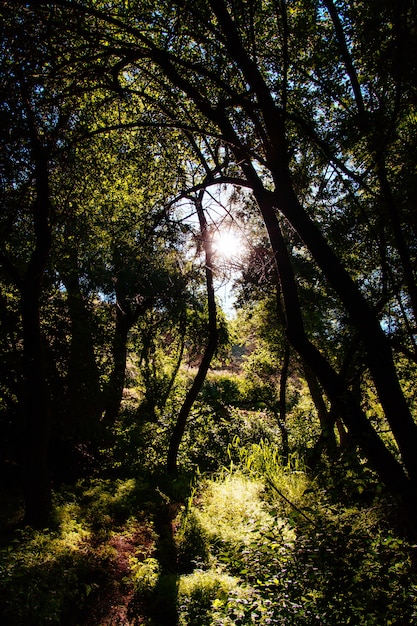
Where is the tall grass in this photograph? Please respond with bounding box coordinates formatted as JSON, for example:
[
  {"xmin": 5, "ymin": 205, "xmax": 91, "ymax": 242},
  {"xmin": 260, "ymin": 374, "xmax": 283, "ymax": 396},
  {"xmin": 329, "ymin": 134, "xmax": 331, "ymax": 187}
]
[{"xmin": 174, "ymin": 440, "xmax": 417, "ymax": 625}]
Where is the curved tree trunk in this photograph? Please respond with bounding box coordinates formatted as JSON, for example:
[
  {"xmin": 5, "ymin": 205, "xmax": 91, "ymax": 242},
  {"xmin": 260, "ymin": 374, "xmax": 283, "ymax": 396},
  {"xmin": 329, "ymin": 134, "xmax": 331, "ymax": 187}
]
[
  {"xmin": 167, "ymin": 191, "xmax": 219, "ymax": 474},
  {"xmin": 198, "ymin": 0, "xmax": 417, "ymax": 492},
  {"xmin": 303, "ymin": 361, "xmax": 338, "ymax": 463},
  {"xmin": 255, "ymin": 189, "xmax": 417, "ymax": 535},
  {"xmin": 278, "ymin": 341, "xmax": 290, "ymax": 464},
  {"xmin": 145, "ymin": 0, "xmax": 417, "ymax": 530}
]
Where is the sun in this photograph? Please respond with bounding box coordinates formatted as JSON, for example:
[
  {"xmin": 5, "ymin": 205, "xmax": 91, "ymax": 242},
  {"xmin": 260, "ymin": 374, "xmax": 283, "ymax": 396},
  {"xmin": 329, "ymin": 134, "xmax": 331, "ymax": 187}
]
[{"xmin": 213, "ymin": 229, "xmax": 244, "ymax": 261}]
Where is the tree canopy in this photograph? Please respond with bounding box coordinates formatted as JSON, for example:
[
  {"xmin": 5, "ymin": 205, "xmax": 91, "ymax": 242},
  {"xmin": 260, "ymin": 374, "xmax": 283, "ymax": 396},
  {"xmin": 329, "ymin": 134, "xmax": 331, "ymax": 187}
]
[{"xmin": 1, "ymin": 0, "xmax": 417, "ymax": 536}]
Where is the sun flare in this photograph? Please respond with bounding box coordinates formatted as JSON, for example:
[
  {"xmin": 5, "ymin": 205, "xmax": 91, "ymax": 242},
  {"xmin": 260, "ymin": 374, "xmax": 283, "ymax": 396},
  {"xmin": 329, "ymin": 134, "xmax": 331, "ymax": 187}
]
[{"xmin": 213, "ymin": 229, "xmax": 244, "ymax": 261}]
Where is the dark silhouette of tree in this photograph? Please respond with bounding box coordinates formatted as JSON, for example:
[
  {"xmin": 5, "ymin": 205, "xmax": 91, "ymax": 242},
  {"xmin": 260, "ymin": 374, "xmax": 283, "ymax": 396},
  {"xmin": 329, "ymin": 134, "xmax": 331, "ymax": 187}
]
[
  {"xmin": 167, "ymin": 190, "xmax": 219, "ymax": 474},
  {"xmin": 6, "ymin": 0, "xmax": 417, "ymax": 534}
]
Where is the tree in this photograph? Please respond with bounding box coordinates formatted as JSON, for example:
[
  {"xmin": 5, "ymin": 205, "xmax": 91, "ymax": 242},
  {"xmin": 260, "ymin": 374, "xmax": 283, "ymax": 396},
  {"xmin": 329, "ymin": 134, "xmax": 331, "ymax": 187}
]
[
  {"xmin": 0, "ymin": 0, "xmax": 197, "ymax": 518},
  {"xmin": 0, "ymin": 4, "xmax": 76, "ymax": 524},
  {"xmin": 11, "ymin": 0, "xmax": 417, "ymax": 534},
  {"xmin": 167, "ymin": 190, "xmax": 219, "ymax": 473}
]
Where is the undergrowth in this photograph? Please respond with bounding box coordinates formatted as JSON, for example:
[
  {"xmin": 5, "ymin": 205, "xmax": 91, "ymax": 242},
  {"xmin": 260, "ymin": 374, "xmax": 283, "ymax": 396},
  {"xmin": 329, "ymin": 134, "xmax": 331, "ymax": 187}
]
[
  {"xmin": 0, "ymin": 477, "xmax": 157, "ymax": 625},
  {"xmin": 1, "ymin": 439, "xmax": 416, "ymax": 625},
  {"xmin": 171, "ymin": 441, "xmax": 417, "ymax": 625}
]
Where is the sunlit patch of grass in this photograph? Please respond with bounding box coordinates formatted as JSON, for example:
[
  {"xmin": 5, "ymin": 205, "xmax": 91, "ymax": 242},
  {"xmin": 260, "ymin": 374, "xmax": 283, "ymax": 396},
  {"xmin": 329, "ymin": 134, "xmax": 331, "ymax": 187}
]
[
  {"xmin": 176, "ymin": 445, "xmax": 417, "ymax": 625},
  {"xmin": 176, "ymin": 467, "xmax": 297, "ymax": 580},
  {"xmin": 194, "ymin": 474, "xmax": 282, "ymax": 546},
  {"xmin": 178, "ymin": 568, "xmax": 262, "ymax": 626},
  {"xmin": 174, "ymin": 470, "xmax": 296, "ymax": 624},
  {"xmin": 233, "ymin": 439, "xmax": 317, "ymax": 521}
]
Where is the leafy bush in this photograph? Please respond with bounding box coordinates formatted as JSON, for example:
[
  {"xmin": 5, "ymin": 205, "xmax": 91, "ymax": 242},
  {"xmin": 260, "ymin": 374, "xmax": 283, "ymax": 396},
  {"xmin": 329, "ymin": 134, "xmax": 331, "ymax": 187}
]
[
  {"xmin": 178, "ymin": 404, "xmax": 280, "ymax": 473},
  {"xmin": 129, "ymin": 556, "xmax": 160, "ymax": 597}
]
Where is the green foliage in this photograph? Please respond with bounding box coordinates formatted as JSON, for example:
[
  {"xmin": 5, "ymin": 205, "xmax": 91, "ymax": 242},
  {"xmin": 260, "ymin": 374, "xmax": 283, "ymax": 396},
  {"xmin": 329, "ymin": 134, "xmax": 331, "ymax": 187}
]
[
  {"xmin": 200, "ymin": 371, "xmax": 242, "ymax": 412},
  {"xmin": 130, "ymin": 557, "xmax": 160, "ymax": 597},
  {"xmin": 0, "ymin": 509, "xmax": 102, "ymax": 625},
  {"xmin": 176, "ymin": 509, "xmax": 211, "ymax": 573},
  {"xmin": 73, "ymin": 477, "xmax": 145, "ymax": 528},
  {"xmin": 178, "ymin": 569, "xmax": 260, "ymax": 626},
  {"xmin": 2, "ymin": 0, "xmax": 417, "ymax": 622},
  {"xmin": 175, "ymin": 445, "xmax": 417, "ymax": 625},
  {"xmin": 178, "ymin": 402, "xmax": 280, "ymax": 473},
  {"xmin": 233, "ymin": 439, "xmax": 316, "ymax": 519},
  {"xmin": 0, "ymin": 478, "xmax": 157, "ymax": 625},
  {"xmin": 285, "ymin": 380, "xmax": 322, "ymax": 454},
  {"xmin": 1, "ymin": 447, "xmax": 416, "ymax": 625},
  {"xmin": 104, "ymin": 366, "xmax": 281, "ymax": 477},
  {"xmin": 192, "ymin": 474, "xmax": 282, "ymax": 548}
]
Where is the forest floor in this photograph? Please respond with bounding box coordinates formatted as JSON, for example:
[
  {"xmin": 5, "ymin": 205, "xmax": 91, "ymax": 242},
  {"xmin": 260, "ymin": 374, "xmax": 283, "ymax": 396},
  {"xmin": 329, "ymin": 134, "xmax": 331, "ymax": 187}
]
[
  {"xmin": 2, "ymin": 458, "xmax": 417, "ymax": 625},
  {"xmin": 79, "ymin": 500, "xmax": 181, "ymax": 625},
  {"xmin": 83, "ymin": 528, "xmax": 148, "ymax": 625},
  {"xmin": 0, "ymin": 479, "xmax": 182, "ymax": 626}
]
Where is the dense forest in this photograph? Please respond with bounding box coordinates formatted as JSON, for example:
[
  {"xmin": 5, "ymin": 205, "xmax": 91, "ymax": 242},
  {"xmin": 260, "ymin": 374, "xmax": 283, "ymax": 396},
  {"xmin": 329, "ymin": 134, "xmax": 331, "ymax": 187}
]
[{"xmin": 1, "ymin": 0, "xmax": 417, "ymax": 623}]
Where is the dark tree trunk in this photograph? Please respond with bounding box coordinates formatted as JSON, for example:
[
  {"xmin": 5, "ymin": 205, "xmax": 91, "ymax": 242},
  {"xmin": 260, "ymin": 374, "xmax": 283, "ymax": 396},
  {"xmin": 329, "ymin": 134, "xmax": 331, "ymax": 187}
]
[
  {"xmin": 103, "ymin": 294, "xmax": 153, "ymax": 426},
  {"xmin": 63, "ymin": 271, "xmax": 103, "ymax": 436},
  {"xmin": 198, "ymin": 0, "xmax": 417, "ymax": 493},
  {"xmin": 278, "ymin": 342, "xmax": 290, "ymax": 464},
  {"xmin": 19, "ymin": 147, "xmax": 53, "ymax": 527},
  {"xmin": 303, "ymin": 361, "xmax": 338, "ymax": 461},
  {"xmin": 167, "ymin": 191, "xmax": 218, "ymax": 474},
  {"xmin": 20, "ymin": 281, "xmax": 52, "ymax": 527},
  {"xmin": 324, "ymin": 0, "xmax": 417, "ymax": 330},
  {"xmin": 270, "ymin": 171, "xmax": 417, "ymax": 485},
  {"xmin": 102, "ymin": 304, "xmax": 130, "ymax": 426},
  {"xmin": 255, "ymin": 189, "xmax": 417, "ymax": 536}
]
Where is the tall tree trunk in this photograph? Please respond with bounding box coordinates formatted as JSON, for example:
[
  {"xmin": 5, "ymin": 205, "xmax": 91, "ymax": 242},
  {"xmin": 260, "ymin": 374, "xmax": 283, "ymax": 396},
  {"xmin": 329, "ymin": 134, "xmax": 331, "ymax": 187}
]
[
  {"xmin": 103, "ymin": 294, "xmax": 153, "ymax": 426},
  {"xmin": 20, "ymin": 148, "xmax": 53, "ymax": 527},
  {"xmin": 255, "ymin": 190, "xmax": 417, "ymax": 535},
  {"xmin": 167, "ymin": 191, "xmax": 218, "ymax": 474},
  {"xmin": 201, "ymin": 0, "xmax": 417, "ymax": 490},
  {"xmin": 102, "ymin": 303, "xmax": 131, "ymax": 427},
  {"xmin": 63, "ymin": 269, "xmax": 102, "ymax": 437},
  {"xmin": 303, "ymin": 361, "xmax": 338, "ymax": 462},
  {"xmin": 20, "ymin": 281, "xmax": 52, "ymax": 527},
  {"xmin": 278, "ymin": 342, "xmax": 290, "ymax": 464},
  {"xmin": 269, "ymin": 169, "xmax": 417, "ymax": 486},
  {"xmin": 324, "ymin": 0, "xmax": 417, "ymax": 330}
]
